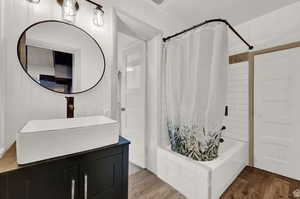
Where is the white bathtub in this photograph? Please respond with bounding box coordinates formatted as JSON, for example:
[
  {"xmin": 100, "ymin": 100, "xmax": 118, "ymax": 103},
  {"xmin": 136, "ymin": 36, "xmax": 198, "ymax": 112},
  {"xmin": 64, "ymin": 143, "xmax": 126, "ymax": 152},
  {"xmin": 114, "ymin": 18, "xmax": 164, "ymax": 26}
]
[{"xmin": 157, "ymin": 137, "xmax": 248, "ymax": 199}]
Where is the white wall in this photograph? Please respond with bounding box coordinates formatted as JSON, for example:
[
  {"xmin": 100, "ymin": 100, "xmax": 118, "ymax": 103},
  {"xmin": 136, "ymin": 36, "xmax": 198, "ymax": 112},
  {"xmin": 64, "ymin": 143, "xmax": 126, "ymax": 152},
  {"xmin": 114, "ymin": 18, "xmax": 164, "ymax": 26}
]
[
  {"xmin": 1, "ymin": 0, "xmax": 185, "ymax": 153},
  {"xmin": 0, "ymin": 0, "xmax": 5, "ymax": 157},
  {"xmin": 117, "ymin": 33, "xmax": 163, "ymax": 173},
  {"xmin": 146, "ymin": 35, "xmax": 162, "ymax": 173},
  {"xmin": 229, "ymin": 1, "xmax": 300, "ymax": 54},
  {"xmin": 225, "ymin": 1, "xmax": 300, "ymax": 145},
  {"xmin": 111, "ymin": 3, "xmax": 186, "ymax": 120}
]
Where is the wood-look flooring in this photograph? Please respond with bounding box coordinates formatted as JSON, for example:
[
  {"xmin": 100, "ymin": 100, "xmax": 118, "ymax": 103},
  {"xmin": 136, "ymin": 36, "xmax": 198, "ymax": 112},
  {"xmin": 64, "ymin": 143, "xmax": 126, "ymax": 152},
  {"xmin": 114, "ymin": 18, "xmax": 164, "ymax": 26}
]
[
  {"xmin": 129, "ymin": 166, "xmax": 300, "ymax": 199},
  {"xmin": 221, "ymin": 167, "xmax": 300, "ymax": 199},
  {"xmin": 129, "ymin": 169, "xmax": 186, "ymax": 199}
]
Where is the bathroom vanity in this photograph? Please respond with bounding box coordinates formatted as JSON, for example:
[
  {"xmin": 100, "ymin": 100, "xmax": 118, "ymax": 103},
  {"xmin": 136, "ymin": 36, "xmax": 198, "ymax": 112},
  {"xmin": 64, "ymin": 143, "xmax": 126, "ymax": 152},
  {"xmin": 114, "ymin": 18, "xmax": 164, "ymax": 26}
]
[
  {"xmin": 1, "ymin": 19, "xmax": 131, "ymax": 199},
  {"xmin": 0, "ymin": 137, "xmax": 130, "ymax": 199}
]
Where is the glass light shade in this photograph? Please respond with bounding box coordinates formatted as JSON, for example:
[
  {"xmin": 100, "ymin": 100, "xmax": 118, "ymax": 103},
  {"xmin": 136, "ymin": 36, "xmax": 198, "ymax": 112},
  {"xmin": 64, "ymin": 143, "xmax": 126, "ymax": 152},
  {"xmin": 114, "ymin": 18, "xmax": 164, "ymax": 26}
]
[
  {"xmin": 27, "ymin": 0, "xmax": 40, "ymax": 3},
  {"xmin": 62, "ymin": 0, "xmax": 77, "ymax": 23},
  {"xmin": 93, "ymin": 7, "xmax": 104, "ymax": 27}
]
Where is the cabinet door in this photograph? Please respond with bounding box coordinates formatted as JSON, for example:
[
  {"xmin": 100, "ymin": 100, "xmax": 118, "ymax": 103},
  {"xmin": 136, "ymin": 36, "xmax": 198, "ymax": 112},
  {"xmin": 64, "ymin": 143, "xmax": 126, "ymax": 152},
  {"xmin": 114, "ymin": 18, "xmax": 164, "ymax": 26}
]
[
  {"xmin": 0, "ymin": 175, "xmax": 5, "ymax": 199},
  {"xmin": 4, "ymin": 163, "xmax": 78, "ymax": 199},
  {"xmin": 80, "ymin": 153, "xmax": 123, "ymax": 199}
]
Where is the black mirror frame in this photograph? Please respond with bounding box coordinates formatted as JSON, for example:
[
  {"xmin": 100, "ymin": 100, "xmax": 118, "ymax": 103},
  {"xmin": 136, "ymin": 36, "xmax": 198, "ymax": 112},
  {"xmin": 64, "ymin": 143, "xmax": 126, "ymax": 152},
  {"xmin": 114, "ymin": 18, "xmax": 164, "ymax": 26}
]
[{"xmin": 17, "ymin": 20, "xmax": 106, "ymax": 95}]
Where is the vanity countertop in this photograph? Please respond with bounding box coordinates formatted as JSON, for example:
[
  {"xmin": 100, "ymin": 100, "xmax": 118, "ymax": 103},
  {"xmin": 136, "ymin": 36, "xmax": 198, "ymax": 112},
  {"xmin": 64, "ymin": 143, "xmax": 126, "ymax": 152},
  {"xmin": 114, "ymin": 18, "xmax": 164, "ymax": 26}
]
[{"xmin": 0, "ymin": 137, "xmax": 130, "ymax": 175}]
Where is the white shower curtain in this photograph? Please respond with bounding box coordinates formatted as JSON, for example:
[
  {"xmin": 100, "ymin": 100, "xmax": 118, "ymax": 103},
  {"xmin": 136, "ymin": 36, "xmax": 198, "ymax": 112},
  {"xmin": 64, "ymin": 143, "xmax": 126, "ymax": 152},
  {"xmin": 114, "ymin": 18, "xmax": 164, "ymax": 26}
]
[{"xmin": 163, "ymin": 23, "xmax": 228, "ymax": 161}]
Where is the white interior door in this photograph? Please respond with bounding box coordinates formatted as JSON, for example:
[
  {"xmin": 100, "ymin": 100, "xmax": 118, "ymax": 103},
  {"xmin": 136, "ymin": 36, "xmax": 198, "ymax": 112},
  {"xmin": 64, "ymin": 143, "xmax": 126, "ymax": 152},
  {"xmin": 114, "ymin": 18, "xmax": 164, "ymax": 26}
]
[
  {"xmin": 254, "ymin": 47, "xmax": 300, "ymax": 180},
  {"xmin": 120, "ymin": 41, "xmax": 146, "ymax": 168}
]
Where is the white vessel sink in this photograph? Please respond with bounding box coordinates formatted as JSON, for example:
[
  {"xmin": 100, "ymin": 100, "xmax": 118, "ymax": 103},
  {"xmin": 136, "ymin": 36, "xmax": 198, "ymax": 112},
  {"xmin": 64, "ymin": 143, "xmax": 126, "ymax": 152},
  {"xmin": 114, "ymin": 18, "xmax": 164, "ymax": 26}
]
[{"xmin": 17, "ymin": 116, "xmax": 120, "ymax": 165}]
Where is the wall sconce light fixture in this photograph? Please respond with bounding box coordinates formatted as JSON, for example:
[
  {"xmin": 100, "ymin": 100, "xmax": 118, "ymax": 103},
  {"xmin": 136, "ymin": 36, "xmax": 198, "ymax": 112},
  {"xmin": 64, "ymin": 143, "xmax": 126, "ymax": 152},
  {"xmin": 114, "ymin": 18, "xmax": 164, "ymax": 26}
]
[
  {"xmin": 93, "ymin": 6, "xmax": 104, "ymax": 27},
  {"xmin": 26, "ymin": 0, "xmax": 40, "ymax": 4},
  {"xmin": 57, "ymin": 0, "xmax": 104, "ymax": 26},
  {"xmin": 62, "ymin": 0, "xmax": 78, "ymax": 23},
  {"xmin": 86, "ymin": 0, "xmax": 105, "ymax": 27},
  {"xmin": 57, "ymin": 0, "xmax": 79, "ymax": 23}
]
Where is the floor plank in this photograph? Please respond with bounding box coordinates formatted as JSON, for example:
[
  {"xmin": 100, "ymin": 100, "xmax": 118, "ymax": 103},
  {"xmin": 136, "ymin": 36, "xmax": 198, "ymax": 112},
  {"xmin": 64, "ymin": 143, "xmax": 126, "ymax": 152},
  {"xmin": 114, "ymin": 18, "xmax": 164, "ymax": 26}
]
[
  {"xmin": 220, "ymin": 167, "xmax": 300, "ymax": 199},
  {"xmin": 129, "ymin": 170, "xmax": 186, "ymax": 199},
  {"xmin": 128, "ymin": 166, "xmax": 300, "ymax": 199}
]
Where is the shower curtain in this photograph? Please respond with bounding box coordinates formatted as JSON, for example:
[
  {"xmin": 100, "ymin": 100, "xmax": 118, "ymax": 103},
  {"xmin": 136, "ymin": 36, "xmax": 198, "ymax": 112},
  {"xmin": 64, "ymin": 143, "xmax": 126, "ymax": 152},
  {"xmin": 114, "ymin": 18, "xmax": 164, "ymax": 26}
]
[{"xmin": 163, "ymin": 23, "xmax": 228, "ymax": 161}]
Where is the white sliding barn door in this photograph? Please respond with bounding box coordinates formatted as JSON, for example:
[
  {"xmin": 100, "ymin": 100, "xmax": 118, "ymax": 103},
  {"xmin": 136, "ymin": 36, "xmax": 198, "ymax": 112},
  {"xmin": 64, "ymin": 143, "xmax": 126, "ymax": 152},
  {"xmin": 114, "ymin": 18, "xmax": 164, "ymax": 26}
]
[
  {"xmin": 254, "ymin": 47, "xmax": 300, "ymax": 180},
  {"xmin": 120, "ymin": 41, "xmax": 146, "ymax": 168}
]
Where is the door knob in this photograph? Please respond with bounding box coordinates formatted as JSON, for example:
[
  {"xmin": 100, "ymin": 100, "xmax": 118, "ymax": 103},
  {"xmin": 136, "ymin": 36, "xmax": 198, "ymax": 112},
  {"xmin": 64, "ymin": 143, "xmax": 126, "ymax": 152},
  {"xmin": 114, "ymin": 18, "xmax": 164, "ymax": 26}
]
[{"xmin": 121, "ymin": 108, "xmax": 126, "ymax": 111}]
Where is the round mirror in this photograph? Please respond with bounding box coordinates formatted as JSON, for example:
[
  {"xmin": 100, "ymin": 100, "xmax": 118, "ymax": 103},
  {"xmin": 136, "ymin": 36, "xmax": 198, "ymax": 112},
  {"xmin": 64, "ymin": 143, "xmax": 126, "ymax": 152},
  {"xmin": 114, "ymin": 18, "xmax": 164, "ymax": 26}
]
[{"xmin": 17, "ymin": 20, "xmax": 105, "ymax": 94}]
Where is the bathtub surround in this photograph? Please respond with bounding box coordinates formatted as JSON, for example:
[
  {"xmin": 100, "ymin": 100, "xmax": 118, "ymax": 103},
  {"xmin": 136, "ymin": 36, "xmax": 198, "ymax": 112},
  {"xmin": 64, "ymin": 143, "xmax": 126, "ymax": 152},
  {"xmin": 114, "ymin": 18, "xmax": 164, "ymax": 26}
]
[
  {"xmin": 157, "ymin": 138, "xmax": 248, "ymax": 199},
  {"xmin": 133, "ymin": 166, "xmax": 300, "ymax": 199},
  {"xmin": 225, "ymin": 55, "xmax": 250, "ymax": 162},
  {"xmin": 163, "ymin": 23, "xmax": 228, "ymax": 161},
  {"xmin": 159, "ymin": 19, "xmax": 255, "ymax": 199}
]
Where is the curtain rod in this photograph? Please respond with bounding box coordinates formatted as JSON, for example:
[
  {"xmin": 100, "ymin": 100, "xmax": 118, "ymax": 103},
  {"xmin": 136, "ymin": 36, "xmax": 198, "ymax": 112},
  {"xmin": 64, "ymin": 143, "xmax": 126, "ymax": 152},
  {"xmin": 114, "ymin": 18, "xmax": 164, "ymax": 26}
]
[
  {"xmin": 85, "ymin": 0, "xmax": 103, "ymax": 9},
  {"xmin": 162, "ymin": 18, "xmax": 254, "ymax": 50}
]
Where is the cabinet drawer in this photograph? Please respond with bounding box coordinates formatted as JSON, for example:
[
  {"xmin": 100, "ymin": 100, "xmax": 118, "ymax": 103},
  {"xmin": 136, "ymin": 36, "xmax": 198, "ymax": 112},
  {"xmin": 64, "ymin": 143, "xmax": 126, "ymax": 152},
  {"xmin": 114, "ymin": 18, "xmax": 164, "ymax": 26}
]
[{"xmin": 80, "ymin": 145, "xmax": 123, "ymax": 162}]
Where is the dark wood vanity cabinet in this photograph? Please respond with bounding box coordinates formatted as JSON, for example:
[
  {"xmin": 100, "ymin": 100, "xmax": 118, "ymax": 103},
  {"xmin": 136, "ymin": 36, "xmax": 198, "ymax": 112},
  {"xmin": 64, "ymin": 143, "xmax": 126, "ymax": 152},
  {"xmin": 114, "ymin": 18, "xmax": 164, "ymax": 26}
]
[
  {"xmin": 0, "ymin": 137, "xmax": 129, "ymax": 199},
  {"xmin": 4, "ymin": 162, "xmax": 77, "ymax": 199}
]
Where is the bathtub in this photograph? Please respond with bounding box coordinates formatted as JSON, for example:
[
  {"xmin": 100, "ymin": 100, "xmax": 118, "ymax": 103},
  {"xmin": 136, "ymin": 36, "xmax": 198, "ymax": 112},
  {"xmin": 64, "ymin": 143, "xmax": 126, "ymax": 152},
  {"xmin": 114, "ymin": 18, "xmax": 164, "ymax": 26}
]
[{"xmin": 157, "ymin": 137, "xmax": 248, "ymax": 199}]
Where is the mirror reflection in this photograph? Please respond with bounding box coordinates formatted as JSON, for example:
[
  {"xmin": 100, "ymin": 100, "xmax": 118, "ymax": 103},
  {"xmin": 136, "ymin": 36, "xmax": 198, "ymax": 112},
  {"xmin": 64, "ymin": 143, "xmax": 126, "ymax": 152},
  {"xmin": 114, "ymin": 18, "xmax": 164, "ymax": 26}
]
[{"xmin": 17, "ymin": 21, "xmax": 105, "ymax": 94}]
